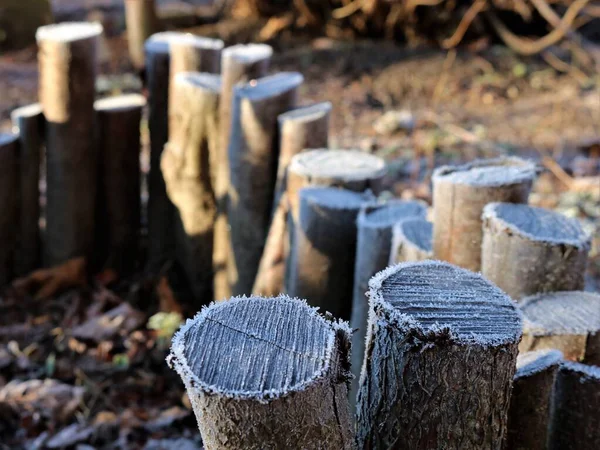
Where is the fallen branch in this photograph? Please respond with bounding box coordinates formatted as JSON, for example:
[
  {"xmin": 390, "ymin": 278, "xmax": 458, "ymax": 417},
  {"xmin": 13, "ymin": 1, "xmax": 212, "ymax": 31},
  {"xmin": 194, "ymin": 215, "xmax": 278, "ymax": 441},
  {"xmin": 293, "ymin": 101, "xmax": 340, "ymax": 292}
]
[
  {"xmin": 442, "ymin": 0, "xmax": 487, "ymax": 49},
  {"xmin": 12, "ymin": 257, "xmax": 87, "ymax": 300}
]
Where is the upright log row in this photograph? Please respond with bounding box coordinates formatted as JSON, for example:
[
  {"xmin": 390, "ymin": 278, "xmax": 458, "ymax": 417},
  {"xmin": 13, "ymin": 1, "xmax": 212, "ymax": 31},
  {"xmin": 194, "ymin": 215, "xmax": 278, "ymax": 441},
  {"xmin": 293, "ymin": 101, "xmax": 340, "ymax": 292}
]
[
  {"xmin": 432, "ymin": 157, "xmax": 536, "ymax": 272},
  {"xmin": 37, "ymin": 22, "xmax": 103, "ymax": 267},
  {"xmin": 356, "ymin": 260, "xmax": 522, "ymax": 449},
  {"xmin": 168, "ymin": 296, "xmax": 353, "ymax": 449},
  {"xmin": 481, "ymin": 203, "xmax": 590, "ymax": 300},
  {"xmin": 227, "ymin": 72, "xmax": 303, "ymax": 296}
]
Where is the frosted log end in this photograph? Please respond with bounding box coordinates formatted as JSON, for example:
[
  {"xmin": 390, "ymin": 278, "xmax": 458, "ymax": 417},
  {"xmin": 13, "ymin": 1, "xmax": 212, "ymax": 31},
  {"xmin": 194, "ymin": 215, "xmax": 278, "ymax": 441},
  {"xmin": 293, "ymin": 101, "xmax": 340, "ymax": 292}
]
[
  {"xmin": 289, "ymin": 149, "xmax": 386, "ymax": 182},
  {"xmin": 278, "ymin": 102, "xmax": 332, "ymax": 124},
  {"xmin": 145, "ymin": 31, "xmax": 222, "ymax": 54},
  {"xmin": 300, "ymin": 186, "xmax": 371, "ymax": 211},
  {"xmin": 174, "ymin": 72, "xmax": 222, "ymax": 92},
  {"xmin": 358, "ymin": 200, "xmax": 427, "ymax": 229},
  {"xmin": 94, "ymin": 94, "xmax": 147, "ymax": 112},
  {"xmin": 0, "ymin": 133, "xmax": 19, "ymax": 147},
  {"xmin": 168, "ymin": 295, "xmax": 351, "ymax": 401},
  {"xmin": 432, "ymin": 156, "xmax": 537, "ymax": 187},
  {"xmin": 222, "ymin": 43, "xmax": 273, "ymax": 64},
  {"xmin": 515, "ymin": 349, "xmax": 563, "ymax": 379},
  {"xmin": 393, "ymin": 218, "xmax": 433, "ymax": 253},
  {"xmin": 235, "ymin": 72, "xmax": 304, "ymax": 101},
  {"xmin": 368, "ymin": 260, "xmax": 523, "ymax": 346},
  {"xmin": 11, "ymin": 103, "xmax": 43, "ymax": 121},
  {"xmin": 36, "ymin": 22, "xmax": 103, "ymax": 42}
]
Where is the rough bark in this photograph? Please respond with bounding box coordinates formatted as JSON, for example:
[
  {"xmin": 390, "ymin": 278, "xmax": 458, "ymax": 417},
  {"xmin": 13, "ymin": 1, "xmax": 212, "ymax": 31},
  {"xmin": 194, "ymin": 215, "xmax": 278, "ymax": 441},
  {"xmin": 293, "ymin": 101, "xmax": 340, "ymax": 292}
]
[
  {"xmin": 548, "ymin": 362, "xmax": 600, "ymax": 450},
  {"xmin": 481, "ymin": 203, "xmax": 590, "ymax": 300},
  {"xmin": 287, "ymin": 187, "xmax": 372, "ymax": 320},
  {"xmin": 227, "ymin": 72, "xmax": 303, "ymax": 296},
  {"xmin": 0, "ymin": 134, "xmax": 19, "ymax": 286},
  {"xmin": 162, "ymin": 73, "xmax": 220, "ymax": 306},
  {"xmin": 252, "ymin": 102, "xmax": 331, "ymax": 296},
  {"xmin": 10, "ymin": 104, "xmax": 43, "ymax": 276},
  {"xmin": 390, "ymin": 217, "xmax": 433, "ymax": 264},
  {"xmin": 214, "ymin": 43, "xmax": 272, "ymax": 301},
  {"xmin": 144, "ymin": 32, "xmax": 176, "ymax": 273},
  {"xmin": 37, "ymin": 22, "xmax": 103, "ymax": 267},
  {"xmin": 168, "ymin": 295, "xmax": 353, "ymax": 449},
  {"xmin": 349, "ymin": 201, "xmax": 427, "ymax": 409},
  {"xmin": 432, "ymin": 156, "xmax": 537, "ymax": 272},
  {"xmin": 124, "ymin": 0, "xmax": 158, "ymax": 70},
  {"xmin": 519, "ymin": 291, "xmax": 600, "ymax": 366},
  {"xmin": 93, "ymin": 94, "xmax": 145, "ymax": 277},
  {"xmin": 356, "ymin": 260, "xmax": 522, "ymax": 450},
  {"xmin": 506, "ymin": 349, "xmax": 562, "ymax": 450}
]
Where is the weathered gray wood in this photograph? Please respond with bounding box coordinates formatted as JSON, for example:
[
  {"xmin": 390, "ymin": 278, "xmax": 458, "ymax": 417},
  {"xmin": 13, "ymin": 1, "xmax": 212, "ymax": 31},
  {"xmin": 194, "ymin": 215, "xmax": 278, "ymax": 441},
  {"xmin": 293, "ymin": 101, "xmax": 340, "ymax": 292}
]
[
  {"xmin": 519, "ymin": 291, "xmax": 600, "ymax": 365},
  {"xmin": 168, "ymin": 295, "xmax": 353, "ymax": 449},
  {"xmin": 482, "ymin": 203, "xmax": 590, "ymax": 300},
  {"xmin": 356, "ymin": 260, "xmax": 522, "ymax": 449},
  {"xmin": 162, "ymin": 73, "xmax": 220, "ymax": 306},
  {"xmin": 93, "ymin": 94, "xmax": 145, "ymax": 276},
  {"xmin": 37, "ymin": 22, "xmax": 103, "ymax": 267},
  {"xmin": 287, "ymin": 187, "xmax": 372, "ymax": 320},
  {"xmin": 390, "ymin": 217, "xmax": 433, "ymax": 264},
  {"xmin": 349, "ymin": 200, "xmax": 427, "ymax": 408},
  {"xmin": 227, "ymin": 72, "xmax": 303, "ymax": 296},
  {"xmin": 548, "ymin": 362, "xmax": 600, "ymax": 450},
  {"xmin": 125, "ymin": 0, "xmax": 158, "ymax": 69},
  {"xmin": 11, "ymin": 103, "xmax": 43, "ymax": 276},
  {"xmin": 507, "ymin": 349, "xmax": 562, "ymax": 450},
  {"xmin": 432, "ymin": 157, "xmax": 537, "ymax": 272},
  {"xmin": 0, "ymin": 134, "xmax": 19, "ymax": 286},
  {"xmin": 144, "ymin": 32, "xmax": 177, "ymax": 273},
  {"xmin": 253, "ymin": 102, "xmax": 331, "ymax": 297},
  {"xmin": 214, "ymin": 43, "xmax": 272, "ymax": 301}
]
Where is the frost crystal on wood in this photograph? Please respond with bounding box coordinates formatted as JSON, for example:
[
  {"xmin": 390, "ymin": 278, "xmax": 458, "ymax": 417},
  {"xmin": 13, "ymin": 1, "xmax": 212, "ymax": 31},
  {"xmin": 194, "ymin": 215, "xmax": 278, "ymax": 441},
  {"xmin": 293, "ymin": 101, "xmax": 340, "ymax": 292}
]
[
  {"xmin": 519, "ymin": 291, "xmax": 600, "ymax": 365},
  {"xmin": 349, "ymin": 201, "xmax": 427, "ymax": 408},
  {"xmin": 356, "ymin": 260, "xmax": 522, "ymax": 449},
  {"xmin": 168, "ymin": 295, "xmax": 353, "ymax": 449},
  {"xmin": 506, "ymin": 350, "xmax": 563, "ymax": 450},
  {"xmin": 432, "ymin": 156, "xmax": 536, "ymax": 272},
  {"xmin": 390, "ymin": 217, "xmax": 433, "ymax": 264}
]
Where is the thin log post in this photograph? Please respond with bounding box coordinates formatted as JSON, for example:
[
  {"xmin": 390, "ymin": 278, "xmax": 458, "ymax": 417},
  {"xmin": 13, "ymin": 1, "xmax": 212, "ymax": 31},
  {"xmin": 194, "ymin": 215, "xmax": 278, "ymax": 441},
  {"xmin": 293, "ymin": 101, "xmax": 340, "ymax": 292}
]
[
  {"xmin": 162, "ymin": 73, "xmax": 220, "ymax": 306},
  {"xmin": 253, "ymin": 102, "xmax": 332, "ymax": 296},
  {"xmin": 125, "ymin": 0, "xmax": 158, "ymax": 70},
  {"xmin": 0, "ymin": 134, "xmax": 19, "ymax": 286},
  {"xmin": 548, "ymin": 362, "xmax": 600, "ymax": 450},
  {"xmin": 93, "ymin": 94, "xmax": 145, "ymax": 276},
  {"xmin": 227, "ymin": 72, "xmax": 303, "ymax": 296},
  {"xmin": 356, "ymin": 260, "xmax": 522, "ymax": 449},
  {"xmin": 390, "ymin": 217, "xmax": 433, "ymax": 264},
  {"xmin": 349, "ymin": 201, "xmax": 427, "ymax": 407},
  {"xmin": 519, "ymin": 291, "xmax": 600, "ymax": 365},
  {"xmin": 214, "ymin": 43, "xmax": 272, "ymax": 301},
  {"xmin": 481, "ymin": 203, "xmax": 590, "ymax": 300},
  {"xmin": 287, "ymin": 187, "xmax": 372, "ymax": 320},
  {"xmin": 506, "ymin": 349, "xmax": 562, "ymax": 450},
  {"xmin": 432, "ymin": 157, "xmax": 537, "ymax": 272},
  {"xmin": 11, "ymin": 104, "xmax": 43, "ymax": 276},
  {"xmin": 168, "ymin": 295, "xmax": 354, "ymax": 449},
  {"xmin": 37, "ymin": 22, "xmax": 103, "ymax": 267}
]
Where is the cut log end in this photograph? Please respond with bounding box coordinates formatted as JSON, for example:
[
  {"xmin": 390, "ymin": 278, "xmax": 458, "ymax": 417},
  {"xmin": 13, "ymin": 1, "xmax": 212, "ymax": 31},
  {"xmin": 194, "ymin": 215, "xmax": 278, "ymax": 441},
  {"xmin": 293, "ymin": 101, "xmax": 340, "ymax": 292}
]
[
  {"xmin": 94, "ymin": 94, "xmax": 146, "ymax": 112},
  {"xmin": 144, "ymin": 31, "xmax": 182, "ymax": 54},
  {"xmin": 300, "ymin": 186, "xmax": 370, "ymax": 211},
  {"xmin": 222, "ymin": 43, "xmax": 274, "ymax": 64},
  {"xmin": 515, "ymin": 349, "xmax": 563, "ymax": 379},
  {"xmin": 358, "ymin": 200, "xmax": 426, "ymax": 229},
  {"xmin": 174, "ymin": 72, "xmax": 221, "ymax": 92},
  {"xmin": 169, "ymin": 295, "xmax": 350, "ymax": 400},
  {"xmin": 370, "ymin": 260, "xmax": 523, "ymax": 345},
  {"xmin": 10, "ymin": 103, "xmax": 43, "ymax": 123},
  {"xmin": 432, "ymin": 156, "xmax": 537, "ymax": 187},
  {"xmin": 391, "ymin": 217, "xmax": 433, "ymax": 263},
  {"xmin": 483, "ymin": 202, "xmax": 590, "ymax": 249},
  {"xmin": 278, "ymin": 101, "xmax": 332, "ymax": 124},
  {"xmin": 235, "ymin": 72, "xmax": 304, "ymax": 100},
  {"xmin": 35, "ymin": 22, "xmax": 103, "ymax": 42},
  {"xmin": 289, "ymin": 148, "xmax": 386, "ymax": 182},
  {"xmin": 168, "ymin": 34, "xmax": 224, "ymax": 51},
  {"xmin": 0, "ymin": 133, "xmax": 18, "ymax": 147}
]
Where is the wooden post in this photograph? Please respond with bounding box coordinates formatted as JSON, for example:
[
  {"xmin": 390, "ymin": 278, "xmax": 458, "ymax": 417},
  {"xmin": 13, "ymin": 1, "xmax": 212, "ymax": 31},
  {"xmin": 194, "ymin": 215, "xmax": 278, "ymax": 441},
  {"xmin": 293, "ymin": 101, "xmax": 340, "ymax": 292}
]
[
  {"xmin": 37, "ymin": 22, "xmax": 103, "ymax": 267},
  {"xmin": 0, "ymin": 134, "xmax": 19, "ymax": 286},
  {"xmin": 548, "ymin": 362, "xmax": 600, "ymax": 450},
  {"xmin": 349, "ymin": 200, "xmax": 427, "ymax": 407},
  {"xmin": 168, "ymin": 295, "xmax": 354, "ymax": 449},
  {"xmin": 11, "ymin": 103, "xmax": 43, "ymax": 276},
  {"xmin": 432, "ymin": 156, "xmax": 537, "ymax": 272},
  {"xmin": 519, "ymin": 291, "xmax": 600, "ymax": 366},
  {"xmin": 481, "ymin": 203, "xmax": 590, "ymax": 300},
  {"xmin": 356, "ymin": 260, "xmax": 522, "ymax": 449},
  {"xmin": 227, "ymin": 72, "xmax": 303, "ymax": 296},
  {"xmin": 506, "ymin": 349, "xmax": 562, "ymax": 450},
  {"xmin": 287, "ymin": 187, "xmax": 372, "ymax": 320},
  {"xmin": 253, "ymin": 102, "xmax": 332, "ymax": 296},
  {"xmin": 162, "ymin": 73, "xmax": 220, "ymax": 306},
  {"xmin": 214, "ymin": 43, "xmax": 272, "ymax": 301},
  {"xmin": 125, "ymin": 0, "xmax": 158, "ymax": 70},
  {"xmin": 93, "ymin": 94, "xmax": 145, "ymax": 277},
  {"xmin": 390, "ymin": 217, "xmax": 433, "ymax": 264}
]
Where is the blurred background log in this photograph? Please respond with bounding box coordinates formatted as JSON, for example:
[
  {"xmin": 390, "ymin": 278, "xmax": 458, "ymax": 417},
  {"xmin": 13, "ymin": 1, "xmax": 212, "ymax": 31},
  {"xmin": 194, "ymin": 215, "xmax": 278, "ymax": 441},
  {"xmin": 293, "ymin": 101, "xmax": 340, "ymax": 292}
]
[
  {"xmin": 125, "ymin": 0, "xmax": 159, "ymax": 70},
  {"xmin": 391, "ymin": 217, "xmax": 433, "ymax": 264},
  {"xmin": 0, "ymin": 134, "xmax": 19, "ymax": 286}
]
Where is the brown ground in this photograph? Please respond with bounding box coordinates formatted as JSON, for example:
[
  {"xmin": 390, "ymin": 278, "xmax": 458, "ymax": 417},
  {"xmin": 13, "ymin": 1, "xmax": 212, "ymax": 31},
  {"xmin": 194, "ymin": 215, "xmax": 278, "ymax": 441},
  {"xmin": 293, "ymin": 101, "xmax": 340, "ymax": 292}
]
[{"xmin": 0, "ymin": 15, "xmax": 599, "ymax": 450}]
